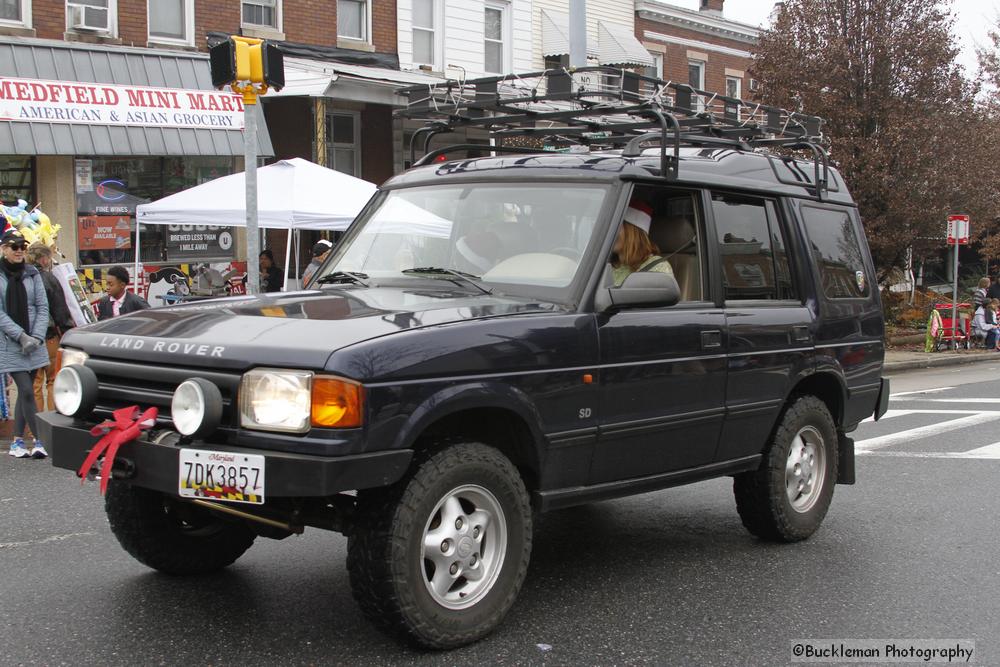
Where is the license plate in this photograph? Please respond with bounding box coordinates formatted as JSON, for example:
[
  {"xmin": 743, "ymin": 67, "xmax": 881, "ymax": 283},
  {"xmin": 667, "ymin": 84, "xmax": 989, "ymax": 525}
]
[{"xmin": 178, "ymin": 449, "xmax": 265, "ymax": 505}]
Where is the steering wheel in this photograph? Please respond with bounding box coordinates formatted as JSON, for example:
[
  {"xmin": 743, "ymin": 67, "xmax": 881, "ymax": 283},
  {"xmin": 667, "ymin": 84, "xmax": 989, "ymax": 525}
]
[{"xmin": 551, "ymin": 246, "xmax": 582, "ymax": 261}]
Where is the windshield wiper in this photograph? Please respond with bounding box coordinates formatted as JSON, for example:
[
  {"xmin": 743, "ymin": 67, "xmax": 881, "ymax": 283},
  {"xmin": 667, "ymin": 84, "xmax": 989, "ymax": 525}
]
[
  {"xmin": 401, "ymin": 267, "xmax": 493, "ymax": 295},
  {"xmin": 316, "ymin": 271, "xmax": 370, "ymax": 287}
]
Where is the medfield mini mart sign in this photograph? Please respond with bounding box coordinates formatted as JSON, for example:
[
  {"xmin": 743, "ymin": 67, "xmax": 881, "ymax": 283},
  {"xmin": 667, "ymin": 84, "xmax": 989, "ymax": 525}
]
[{"xmin": 0, "ymin": 76, "xmax": 245, "ymax": 130}]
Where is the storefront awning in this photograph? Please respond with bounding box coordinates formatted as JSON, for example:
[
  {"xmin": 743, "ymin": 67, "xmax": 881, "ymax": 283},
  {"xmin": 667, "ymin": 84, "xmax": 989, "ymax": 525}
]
[
  {"xmin": 597, "ymin": 21, "xmax": 655, "ymax": 68},
  {"xmin": 267, "ymin": 57, "xmax": 441, "ymax": 106},
  {"xmin": 540, "ymin": 9, "xmax": 597, "ymax": 59},
  {"xmin": 0, "ymin": 38, "xmax": 273, "ymax": 157}
]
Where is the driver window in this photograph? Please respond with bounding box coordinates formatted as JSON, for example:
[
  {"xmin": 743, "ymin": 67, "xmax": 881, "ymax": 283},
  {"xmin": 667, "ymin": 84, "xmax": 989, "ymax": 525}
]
[{"xmin": 612, "ymin": 187, "xmax": 704, "ymax": 301}]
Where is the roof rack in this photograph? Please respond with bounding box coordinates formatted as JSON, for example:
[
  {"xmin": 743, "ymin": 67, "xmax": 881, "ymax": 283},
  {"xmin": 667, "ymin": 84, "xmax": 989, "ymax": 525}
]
[{"xmin": 397, "ymin": 66, "xmax": 830, "ymax": 198}]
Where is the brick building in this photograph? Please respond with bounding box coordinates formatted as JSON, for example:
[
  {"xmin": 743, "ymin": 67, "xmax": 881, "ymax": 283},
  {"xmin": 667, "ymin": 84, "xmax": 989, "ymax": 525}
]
[{"xmin": 635, "ymin": 0, "xmax": 759, "ymax": 104}]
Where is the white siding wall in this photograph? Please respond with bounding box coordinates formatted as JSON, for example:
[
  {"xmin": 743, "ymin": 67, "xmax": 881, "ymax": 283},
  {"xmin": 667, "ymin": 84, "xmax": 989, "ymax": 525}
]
[
  {"xmin": 398, "ymin": 0, "xmax": 533, "ymax": 78},
  {"xmin": 531, "ymin": 0, "xmax": 635, "ymax": 70}
]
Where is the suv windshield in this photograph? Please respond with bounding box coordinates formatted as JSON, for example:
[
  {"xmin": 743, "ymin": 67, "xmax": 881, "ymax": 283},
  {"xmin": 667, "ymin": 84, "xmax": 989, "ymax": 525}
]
[{"xmin": 320, "ymin": 183, "xmax": 610, "ymax": 301}]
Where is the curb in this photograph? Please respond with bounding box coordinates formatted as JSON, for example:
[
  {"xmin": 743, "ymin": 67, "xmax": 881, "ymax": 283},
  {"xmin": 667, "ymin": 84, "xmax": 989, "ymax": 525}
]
[{"xmin": 884, "ymin": 353, "xmax": 1000, "ymax": 374}]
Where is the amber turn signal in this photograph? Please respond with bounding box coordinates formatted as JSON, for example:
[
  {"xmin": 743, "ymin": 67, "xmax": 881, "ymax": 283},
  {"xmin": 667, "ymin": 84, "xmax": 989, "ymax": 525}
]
[{"xmin": 311, "ymin": 376, "xmax": 364, "ymax": 428}]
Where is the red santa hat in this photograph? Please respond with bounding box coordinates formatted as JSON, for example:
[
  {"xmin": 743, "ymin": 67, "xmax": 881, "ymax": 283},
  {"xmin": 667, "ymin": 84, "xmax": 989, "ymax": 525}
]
[{"xmin": 623, "ymin": 200, "xmax": 653, "ymax": 234}]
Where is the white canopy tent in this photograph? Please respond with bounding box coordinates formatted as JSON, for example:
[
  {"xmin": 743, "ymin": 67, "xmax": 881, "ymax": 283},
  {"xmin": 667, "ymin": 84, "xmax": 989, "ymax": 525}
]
[{"xmin": 134, "ymin": 157, "xmax": 378, "ymax": 291}]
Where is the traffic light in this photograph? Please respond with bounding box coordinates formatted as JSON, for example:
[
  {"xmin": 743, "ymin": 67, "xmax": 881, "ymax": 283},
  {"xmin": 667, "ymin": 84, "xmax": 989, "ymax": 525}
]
[{"xmin": 209, "ymin": 37, "xmax": 284, "ymax": 92}]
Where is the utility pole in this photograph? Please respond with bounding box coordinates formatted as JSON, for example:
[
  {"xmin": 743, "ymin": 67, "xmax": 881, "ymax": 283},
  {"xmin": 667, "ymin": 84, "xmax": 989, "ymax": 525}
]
[{"xmin": 569, "ymin": 0, "xmax": 587, "ymax": 68}]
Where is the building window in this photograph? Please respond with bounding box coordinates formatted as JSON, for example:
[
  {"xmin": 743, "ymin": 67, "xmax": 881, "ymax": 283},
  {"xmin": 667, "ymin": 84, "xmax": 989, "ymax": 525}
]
[
  {"xmin": 484, "ymin": 2, "xmax": 508, "ymax": 74},
  {"xmin": 242, "ymin": 0, "xmax": 277, "ymax": 29},
  {"xmin": 148, "ymin": 0, "xmax": 192, "ymax": 44},
  {"xmin": 726, "ymin": 76, "xmax": 741, "ymax": 119},
  {"xmin": 326, "ymin": 111, "xmax": 360, "ymax": 177},
  {"xmin": 412, "ymin": 0, "xmax": 436, "ymax": 66},
  {"xmin": 67, "ymin": 0, "xmax": 113, "ymax": 33},
  {"xmin": 644, "ymin": 52, "xmax": 663, "ymax": 79},
  {"xmin": 338, "ymin": 0, "xmax": 368, "ymax": 41},
  {"xmin": 726, "ymin": 76, "xmax": 741, "ymax": 100},
  {"xmin": 688, "ymin": 59, "xmax": 705, "ymax": 111},
  {"xmin": 0, "ymin": 156, "xmax": 34, "ymax": 204},
  {"xmin": 0, "ymin": 0, "xmax": 29, "ymax": 26}
]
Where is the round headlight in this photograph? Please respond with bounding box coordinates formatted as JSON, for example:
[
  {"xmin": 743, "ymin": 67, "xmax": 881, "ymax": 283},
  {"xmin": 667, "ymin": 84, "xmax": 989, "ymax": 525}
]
[
  {"xmin": 53, "ymin": 365, "xmax": 98, "ymax": 417},
  {"xmin": 171, "ymin": 378, "xmax": 223, "ymax": 438}
]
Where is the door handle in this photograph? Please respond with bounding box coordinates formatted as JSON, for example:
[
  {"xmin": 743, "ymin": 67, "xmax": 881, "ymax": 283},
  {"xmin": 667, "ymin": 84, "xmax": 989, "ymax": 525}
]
[
  {"xmin": 701, "ymin": 330, "xmax": 722, "ymax": 349},
  {"xmin": 793, "ymin": 325, "xmax": 811, "ymax": 343}
]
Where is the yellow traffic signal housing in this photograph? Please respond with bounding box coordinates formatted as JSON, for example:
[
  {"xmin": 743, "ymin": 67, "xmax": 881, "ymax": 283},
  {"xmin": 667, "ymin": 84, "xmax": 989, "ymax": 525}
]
[
  {"xmin": 234, "ymin": 39, "xmax": 252, "ymax": 82},
  {"xmin": 210, "ymin": 36, "xmax": 285, "ymax": 91}
]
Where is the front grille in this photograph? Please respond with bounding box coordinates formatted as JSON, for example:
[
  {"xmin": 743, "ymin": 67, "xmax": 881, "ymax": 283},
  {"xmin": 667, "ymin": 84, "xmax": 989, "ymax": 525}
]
[{"xmin": 86, "ymin": 358, "xmax": 241, "ymax": 429}]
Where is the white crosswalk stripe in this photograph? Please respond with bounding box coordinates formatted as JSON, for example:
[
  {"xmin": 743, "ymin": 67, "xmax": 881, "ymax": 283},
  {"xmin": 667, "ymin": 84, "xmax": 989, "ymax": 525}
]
[
  {"xmin": 855, "ymin": 412, "xmax": 1000, "ymax": 452},
  {"xmin": 859, "ymin": 442, "xmax": 1000, "ymax": 459}
]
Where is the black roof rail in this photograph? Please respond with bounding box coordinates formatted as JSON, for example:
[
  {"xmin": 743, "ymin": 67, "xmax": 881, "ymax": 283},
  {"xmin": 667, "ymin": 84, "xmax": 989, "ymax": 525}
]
[{"xmin": 397, "ymin": 66, "xmax": 829, "ymax": 199}]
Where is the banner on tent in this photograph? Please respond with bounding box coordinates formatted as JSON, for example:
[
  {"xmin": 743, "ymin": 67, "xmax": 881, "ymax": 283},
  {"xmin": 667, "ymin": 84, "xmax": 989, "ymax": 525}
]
[{"xmin": 165, "ymin": 225, "xmax": 234, "ymax": 259}]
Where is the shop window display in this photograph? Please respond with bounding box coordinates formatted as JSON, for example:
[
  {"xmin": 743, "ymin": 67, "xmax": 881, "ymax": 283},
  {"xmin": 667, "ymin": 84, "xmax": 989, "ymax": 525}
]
[{"xmin": 75, "ymin": 157, "xmax": 244, "ymax": 303}]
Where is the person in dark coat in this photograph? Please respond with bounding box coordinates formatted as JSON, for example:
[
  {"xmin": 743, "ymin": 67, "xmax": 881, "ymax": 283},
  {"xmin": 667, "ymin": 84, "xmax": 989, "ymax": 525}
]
[
  {"xmin": 0, "ymin": 229, "xmax": 51, "ymax": 459},
  {"xmin": 97, "ymin": 265, "xmax": 150, "ymax": 320},
  {"xmin": 259, "ymin": 249, "xmax": 284, "ymax": 293},
  {"xmin": 27, "ymin": 242, "xmax": 75, "ymax": 412}
]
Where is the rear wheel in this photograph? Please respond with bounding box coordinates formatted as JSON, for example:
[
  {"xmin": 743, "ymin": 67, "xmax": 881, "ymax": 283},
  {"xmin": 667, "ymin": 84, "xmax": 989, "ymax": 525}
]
[
  {"xmin": 105, "ymin": 481, "xmax": 256, "ymax": 575},
  {"xmin": 733, "ymin": 395, "xmax": 838, "ymax": 542},
  {"xmin": 347, "ymin": 442, "xmax": 532, "ymax": 649}
]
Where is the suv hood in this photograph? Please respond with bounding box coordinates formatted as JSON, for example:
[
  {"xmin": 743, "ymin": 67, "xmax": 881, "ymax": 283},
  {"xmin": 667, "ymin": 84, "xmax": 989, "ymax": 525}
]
[{"xmin": 62, "ymin": 287, "xmax": 563, "ymax": 371}]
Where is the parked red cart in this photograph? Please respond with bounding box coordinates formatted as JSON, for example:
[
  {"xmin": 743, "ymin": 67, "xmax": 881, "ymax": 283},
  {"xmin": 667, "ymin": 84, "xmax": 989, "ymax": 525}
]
[{"xmin": 934, "ymin": 302, "xmax": 972, "ymax": 350}]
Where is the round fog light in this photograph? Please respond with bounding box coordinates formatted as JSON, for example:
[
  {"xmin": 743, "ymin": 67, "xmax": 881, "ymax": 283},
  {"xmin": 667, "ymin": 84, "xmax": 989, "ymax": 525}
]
[
  {"xmin": 53, "ymin": 365, "xmax": 98, "ymax": 417},
  {"xmin": 171, "ymin": 378, "xmax": 223, "ymax": 438}
]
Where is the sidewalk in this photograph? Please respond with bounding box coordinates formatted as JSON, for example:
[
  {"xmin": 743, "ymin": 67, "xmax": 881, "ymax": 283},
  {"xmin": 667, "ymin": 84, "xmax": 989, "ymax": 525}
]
[{"xmin": 884, "ymin": 348, "xmax": 1000, "ymax": 374}]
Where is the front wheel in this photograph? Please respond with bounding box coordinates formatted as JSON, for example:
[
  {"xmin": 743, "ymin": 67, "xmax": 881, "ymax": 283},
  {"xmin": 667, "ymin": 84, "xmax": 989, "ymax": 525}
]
[
  {"xmin": 105, "ymin": 481, "xmax": 256, "ymax": 575},
  {"xmin": 347, "ymin": 443, "xmax": 532, "ymax": 649},
  {"xmin": 733, "ymin": 395, "xmax": 838, "ymax": 542}
]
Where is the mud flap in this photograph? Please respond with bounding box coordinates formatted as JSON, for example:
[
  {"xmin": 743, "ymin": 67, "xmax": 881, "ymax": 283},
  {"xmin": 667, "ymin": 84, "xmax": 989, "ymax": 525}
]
[
  {"xmin": 837, "ymin": 433, "xmax": 855, "ymax": 485},
  {"xmin": 873, "ymin": 377, "xmax": 890, "ymax": 421}
]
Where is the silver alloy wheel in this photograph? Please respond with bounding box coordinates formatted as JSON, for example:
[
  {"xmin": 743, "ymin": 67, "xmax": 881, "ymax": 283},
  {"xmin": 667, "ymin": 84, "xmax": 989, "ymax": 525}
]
[
  {"xmin": 421, "ymin": 484, "xmax": 507, "ymax": 610},
  {"xmin": 785, "ymin": 425, "xmax": 826, "ymax": 513}
]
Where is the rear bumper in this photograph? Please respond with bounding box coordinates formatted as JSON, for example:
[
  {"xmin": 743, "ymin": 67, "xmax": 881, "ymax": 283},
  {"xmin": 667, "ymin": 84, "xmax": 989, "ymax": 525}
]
[{"xmin": 37, "ymin": 412, "xmax": 413, "ymax": 498}]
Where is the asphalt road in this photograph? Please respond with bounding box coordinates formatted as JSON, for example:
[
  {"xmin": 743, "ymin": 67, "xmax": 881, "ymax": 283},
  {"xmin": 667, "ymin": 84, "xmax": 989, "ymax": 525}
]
[{"xmin": 2, "ymin": 366, "xmax": 999, "ymax": 666}]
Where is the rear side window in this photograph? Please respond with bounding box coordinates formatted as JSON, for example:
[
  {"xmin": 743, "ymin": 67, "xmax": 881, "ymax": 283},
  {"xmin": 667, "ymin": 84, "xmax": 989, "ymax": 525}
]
[
  {"xmin": 711, "ymin": 193, "xmax": 797, "ymax": 301},
  {"xmin": 801, "ymin": 205, "xmax": 870, "ymax": 299}
]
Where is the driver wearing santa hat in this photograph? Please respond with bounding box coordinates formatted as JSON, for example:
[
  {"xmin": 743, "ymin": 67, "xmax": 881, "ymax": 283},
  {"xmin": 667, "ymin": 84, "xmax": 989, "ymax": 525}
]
[{"xmin": 611, "ymin": 199, "xmax": 673, "ymax": 287}]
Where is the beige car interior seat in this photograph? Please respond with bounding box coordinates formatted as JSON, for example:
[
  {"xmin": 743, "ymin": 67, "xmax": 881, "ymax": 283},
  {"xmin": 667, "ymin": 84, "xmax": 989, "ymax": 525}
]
[{"xmin": 649, "ymin": 216, "xmax": 702, "ymax": 301}]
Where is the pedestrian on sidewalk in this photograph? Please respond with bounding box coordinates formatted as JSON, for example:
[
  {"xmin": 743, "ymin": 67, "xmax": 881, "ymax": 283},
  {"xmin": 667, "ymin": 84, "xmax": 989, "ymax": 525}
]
[
  {"xmin": 0, "ymin": 229, "xmax": 50, "ymax": 459},
  {"xmin": 988, "ymin": 274, "xmax": 1000, "ymax": 301},
  {"xmin": 974, "ymin": 277, "xmax": 989, "ymax": 309},
  {"xmin": 972, "ymin": 300, "xmax": 999, "ymax": 350},
  {"xmin": 302, "ymin": 239, "xmax": 333, "ymax": 287},
  {"xmin": 28, "ymin": 242, "xmax": 75, "ymax": 411}
]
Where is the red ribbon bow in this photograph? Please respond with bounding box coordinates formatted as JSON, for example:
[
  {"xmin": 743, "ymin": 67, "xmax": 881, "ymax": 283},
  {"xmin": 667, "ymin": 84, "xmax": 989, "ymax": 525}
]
[{"xmin": 77, "ymin": 405, "xmax": 159, "ymax": 495}]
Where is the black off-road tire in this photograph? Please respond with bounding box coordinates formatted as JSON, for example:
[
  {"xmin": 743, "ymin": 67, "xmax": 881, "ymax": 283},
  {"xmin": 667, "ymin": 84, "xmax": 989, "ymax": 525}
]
[
  {"xmin": 347, "ymin": 442, "xmax": 532, "ymax": 649},
  {"xmin": 733, "ymin": 395, "xmax": 838, "ymax": 542},
  {"xmin": 105, "ymin": 481, "xmax": 256, "ymax": 575}
]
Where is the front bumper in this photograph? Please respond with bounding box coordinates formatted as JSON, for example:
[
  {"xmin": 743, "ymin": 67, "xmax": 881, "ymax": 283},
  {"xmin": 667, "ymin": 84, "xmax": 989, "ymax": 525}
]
[{"xmin": 37, "ymin": 412, "xmax": 413, "ymax": 498}]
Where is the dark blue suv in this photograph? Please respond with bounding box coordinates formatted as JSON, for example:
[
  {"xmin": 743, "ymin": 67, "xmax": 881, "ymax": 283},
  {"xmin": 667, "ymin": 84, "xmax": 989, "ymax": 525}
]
[{"xmin": 40, "ymin": 68, "xmax": 889, "ymax": 649}]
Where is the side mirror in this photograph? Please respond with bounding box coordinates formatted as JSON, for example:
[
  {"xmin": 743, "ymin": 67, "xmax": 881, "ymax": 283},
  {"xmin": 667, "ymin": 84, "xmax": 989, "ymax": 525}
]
[{"xmin": 594, "ymin": 271, "xmax": 681, "ymax": 312}]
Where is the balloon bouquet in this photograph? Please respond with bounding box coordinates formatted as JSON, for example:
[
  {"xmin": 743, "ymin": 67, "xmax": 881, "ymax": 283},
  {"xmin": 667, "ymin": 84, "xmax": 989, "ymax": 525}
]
[
  {"xmin": 1, "ymin": 199, "xmax": 61, "ymax": 248},
  {"xmin": 0, "ymin": 199, "xmax": 63, "ymax": 419}
]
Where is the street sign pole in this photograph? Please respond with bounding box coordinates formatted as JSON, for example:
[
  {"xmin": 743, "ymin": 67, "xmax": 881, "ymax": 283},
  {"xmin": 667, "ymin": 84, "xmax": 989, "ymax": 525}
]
[
  {"xmin": 947, "ymin": 214, "xmax": 971, "ymax": 350},
  {"xmin": 244, "ymin": 101, "xmax": 260, "ymax": 295},
  {"xmin": 952, "ymin": 239, "xmax": 959, "ymax": 350}
]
